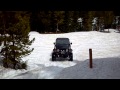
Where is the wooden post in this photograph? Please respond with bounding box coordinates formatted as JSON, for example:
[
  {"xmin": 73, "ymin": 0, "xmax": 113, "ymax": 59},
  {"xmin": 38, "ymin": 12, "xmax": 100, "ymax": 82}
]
[{"xmin": 89, "ymin": 49, "xmax": 93, "ymax": 68}]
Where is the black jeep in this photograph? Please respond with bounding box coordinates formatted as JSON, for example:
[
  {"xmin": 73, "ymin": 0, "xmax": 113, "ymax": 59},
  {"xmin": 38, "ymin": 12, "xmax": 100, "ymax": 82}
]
[{"xmin": 52, "ymin": 38, "xmax": 73, "ymax": 61}]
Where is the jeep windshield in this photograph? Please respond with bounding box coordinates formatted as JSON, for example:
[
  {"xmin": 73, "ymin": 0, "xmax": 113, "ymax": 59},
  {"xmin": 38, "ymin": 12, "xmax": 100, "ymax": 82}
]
[{"xmin": 55, "ymin": 38, "xmax": 70, "ymax": 49}]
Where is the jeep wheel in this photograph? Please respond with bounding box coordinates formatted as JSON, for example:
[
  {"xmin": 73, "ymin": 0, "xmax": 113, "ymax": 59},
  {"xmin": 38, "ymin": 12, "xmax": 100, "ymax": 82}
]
[
  {"xmin": 69, "ymin": 53, "xmax": 73, "ymax": 61},
  {"xmin": 52, "ymin": 54, "xmax": 56, "ymax": 61}
]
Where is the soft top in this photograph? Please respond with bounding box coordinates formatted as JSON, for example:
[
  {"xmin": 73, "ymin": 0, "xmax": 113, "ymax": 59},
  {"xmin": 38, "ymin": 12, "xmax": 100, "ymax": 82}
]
[
  {"xmin": 56, "ymin": 38, "xmax": 69, "ymax": 40},
  {"xmin": 56, "ymin": 38, "xmax": 70, "ymax": 45}
]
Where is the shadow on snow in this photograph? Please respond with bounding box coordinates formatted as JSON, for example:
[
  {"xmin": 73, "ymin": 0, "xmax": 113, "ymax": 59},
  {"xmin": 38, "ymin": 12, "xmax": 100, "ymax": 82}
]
[{"xmin": 54, "ymin": 57, "xmax": 120, "ymax": 79}]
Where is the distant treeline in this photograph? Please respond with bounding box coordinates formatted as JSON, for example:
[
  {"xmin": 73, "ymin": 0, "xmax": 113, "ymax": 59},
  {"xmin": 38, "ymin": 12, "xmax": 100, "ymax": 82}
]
[
  {"xmin": 0, "ymin": 11, "xmax": 120, "ymax": 33},
  {"xmin": 30, "ymin": 11, "xmax": 119, "ymax": 33}
]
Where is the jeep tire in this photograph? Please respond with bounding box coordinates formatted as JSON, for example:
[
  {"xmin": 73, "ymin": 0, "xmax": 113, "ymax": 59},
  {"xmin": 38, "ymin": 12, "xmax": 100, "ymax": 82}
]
[
  {"xmin": 69, "ymin": 53, "xmax": 73, "ymax": 61},
  {"xmin": 52, "ymin": 54, "xmax": 56, "ymax": 61}
]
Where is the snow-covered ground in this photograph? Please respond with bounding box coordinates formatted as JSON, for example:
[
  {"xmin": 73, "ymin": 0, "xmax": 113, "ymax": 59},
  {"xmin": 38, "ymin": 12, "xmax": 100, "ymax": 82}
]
[{"xmin": 0, "ymin": 29, "xmax": 120, "ymax": 79}]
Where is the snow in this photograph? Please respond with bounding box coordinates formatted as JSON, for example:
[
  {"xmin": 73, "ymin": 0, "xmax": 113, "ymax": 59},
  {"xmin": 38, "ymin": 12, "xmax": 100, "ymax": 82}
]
[{"xmin": 0, "ymin": 29, "xmax": 120, "ymax": 79}]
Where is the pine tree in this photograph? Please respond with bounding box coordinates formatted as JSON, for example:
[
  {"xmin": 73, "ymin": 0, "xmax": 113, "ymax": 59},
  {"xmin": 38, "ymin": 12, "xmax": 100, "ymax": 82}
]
[
  {"xmin": 30, "ymin": 11, "xmax": 45, "ymax": 33},
  {"xmin": 0, "ymin": 11, "xmax": 35, "ymax": 69},
  {"xmin": 64, "ymin": 11, "xmax": 74, "ymax": 32},
  {"xmin": 63, "ymin": 11, "xmax": 69, "ymax": 32},
  {"xmin": 37, "ymin": 11, "xmax": 49, "ymax": 33},
  {"xmin": 30, "ymin": 11, "xmax": 38, "ymax": 32},
  {"xmin": 79, "ymin": 11, "xmax": 88, "ymax": 31},
  {"xmin": 0, "ymin": 11, "xmax": 11, "ymax": 68},
  {"xmin": 72, "ymin": 11, "xmax": 80, "ymax": 31},
  {"xmin": 54, "ymin": 11, "xmax": 64, "ymax": 33},
  {"xmin": 87, "ymin": 11, "xmax": 96, "ymax": 31},
  {"xmin": 50, "ymin": 11, "xmax": 57, "ymax": 32},
  {"xmin": 104, "ymin": 11, "xmax": 114, "ymax": 32},
  {"xmin": 0, "ymin": 12, "xmax": 4, "ymax": 46}
]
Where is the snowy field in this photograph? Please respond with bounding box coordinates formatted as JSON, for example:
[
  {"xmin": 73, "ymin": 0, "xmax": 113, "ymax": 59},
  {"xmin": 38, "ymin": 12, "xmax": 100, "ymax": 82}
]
[{"xmin": 0, "ymin": 29, "xmax": 120, "ymax": 79}]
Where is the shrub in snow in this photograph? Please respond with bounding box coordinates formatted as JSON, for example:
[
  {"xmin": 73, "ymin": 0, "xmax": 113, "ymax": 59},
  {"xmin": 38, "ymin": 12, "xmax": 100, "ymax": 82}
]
[{"xmin": 0, "ymin": 11, "xmax": 35, "ymax": 70}]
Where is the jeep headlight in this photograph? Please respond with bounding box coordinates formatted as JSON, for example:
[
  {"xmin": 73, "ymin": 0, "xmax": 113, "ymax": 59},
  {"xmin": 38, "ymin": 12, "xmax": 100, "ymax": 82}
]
[
  {"xmin": 57, "ymin": 49, "xmax": 59, "ymax": 52},
  {"xmin": 69, "ymin": 49, "xmax": 72, "ymax": 52},
  {"xmin": 66, "ymin": 49, "xmax": 68, "ymax": 52}
]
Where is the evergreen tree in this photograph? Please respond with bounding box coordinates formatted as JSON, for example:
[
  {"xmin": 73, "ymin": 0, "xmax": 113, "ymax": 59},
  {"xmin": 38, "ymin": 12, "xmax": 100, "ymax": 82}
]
[
  {"xmin": 0, "ymin": 11, "xmax": 11, "ymax": 67},
  {"xmin": 0, "ymin": 11, "xmax": 35, "ymax": 69},
  {"xmin": 104, "ymin": 11, "xmax": 114, "ymax": 32},
  {"xmin": 80, "ymin": 11, "xmax": 88, "ymax": 31},
  {"xmin": 54, "ymin": 11, "xmax": 64, "ymax": 32},
  {"xmin": 65, "ymin": 11, "xmax": 74, "ymax": 32},
  {"xmin": 30, "ymin": 11, "xmax": 45, "ymax": 33},
  {"xmin": 49, "ymin": 11, "xmax": 64, "ymax": 33},
  {"xmin": 63, "ymin": 11, "xmax": 69, "ymax": 32},
  {"xmin": 37, "ymin": 11, "xmax": 49, "ymax": 33},
  {"xmin": 87, "ymin": 11, "xmax": 96, "ymax": 31},
  {"xmin": 50, "ymin": 11, "xmax": 57, "ymax": 32},
  {"xmin": 30, "ymin": 11, "xmax": 38, "ymax": 32},
  {"xmin": 72, "ymin": 11, "xmax": 80, "ymax": 31}
]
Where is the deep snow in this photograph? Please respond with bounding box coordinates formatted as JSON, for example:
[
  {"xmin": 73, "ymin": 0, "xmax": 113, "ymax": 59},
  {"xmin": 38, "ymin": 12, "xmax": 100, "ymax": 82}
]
[{"xmin": 0, "ymin": 29, "xmax": 120, "ymax": 79}]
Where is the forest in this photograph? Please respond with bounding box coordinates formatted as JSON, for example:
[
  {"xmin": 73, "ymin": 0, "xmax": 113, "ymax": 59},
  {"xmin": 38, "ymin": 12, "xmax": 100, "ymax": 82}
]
[
  {"xmin": 30, "ymin": 11, "xmax": 119, "ymax": 33},
  {"xmin": 0, "ymin": 11, "xmax": 119, "ymax": 33}
]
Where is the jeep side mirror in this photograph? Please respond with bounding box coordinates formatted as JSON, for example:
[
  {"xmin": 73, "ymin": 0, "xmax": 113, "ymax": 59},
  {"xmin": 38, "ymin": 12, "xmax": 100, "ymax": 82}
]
[
  {"xmin": 71, "ymin": 43, "xmax": 72, "ymax": 44},
  {"xmin": 54, "ymin": 42, "xmax": 55, "ymax": 45}
]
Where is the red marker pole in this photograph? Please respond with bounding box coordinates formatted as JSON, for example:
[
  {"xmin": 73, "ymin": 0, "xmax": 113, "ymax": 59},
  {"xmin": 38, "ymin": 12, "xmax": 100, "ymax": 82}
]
[{"xmin": 89, "ymin": 49, "xmax": 93, "ymax": 68}]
